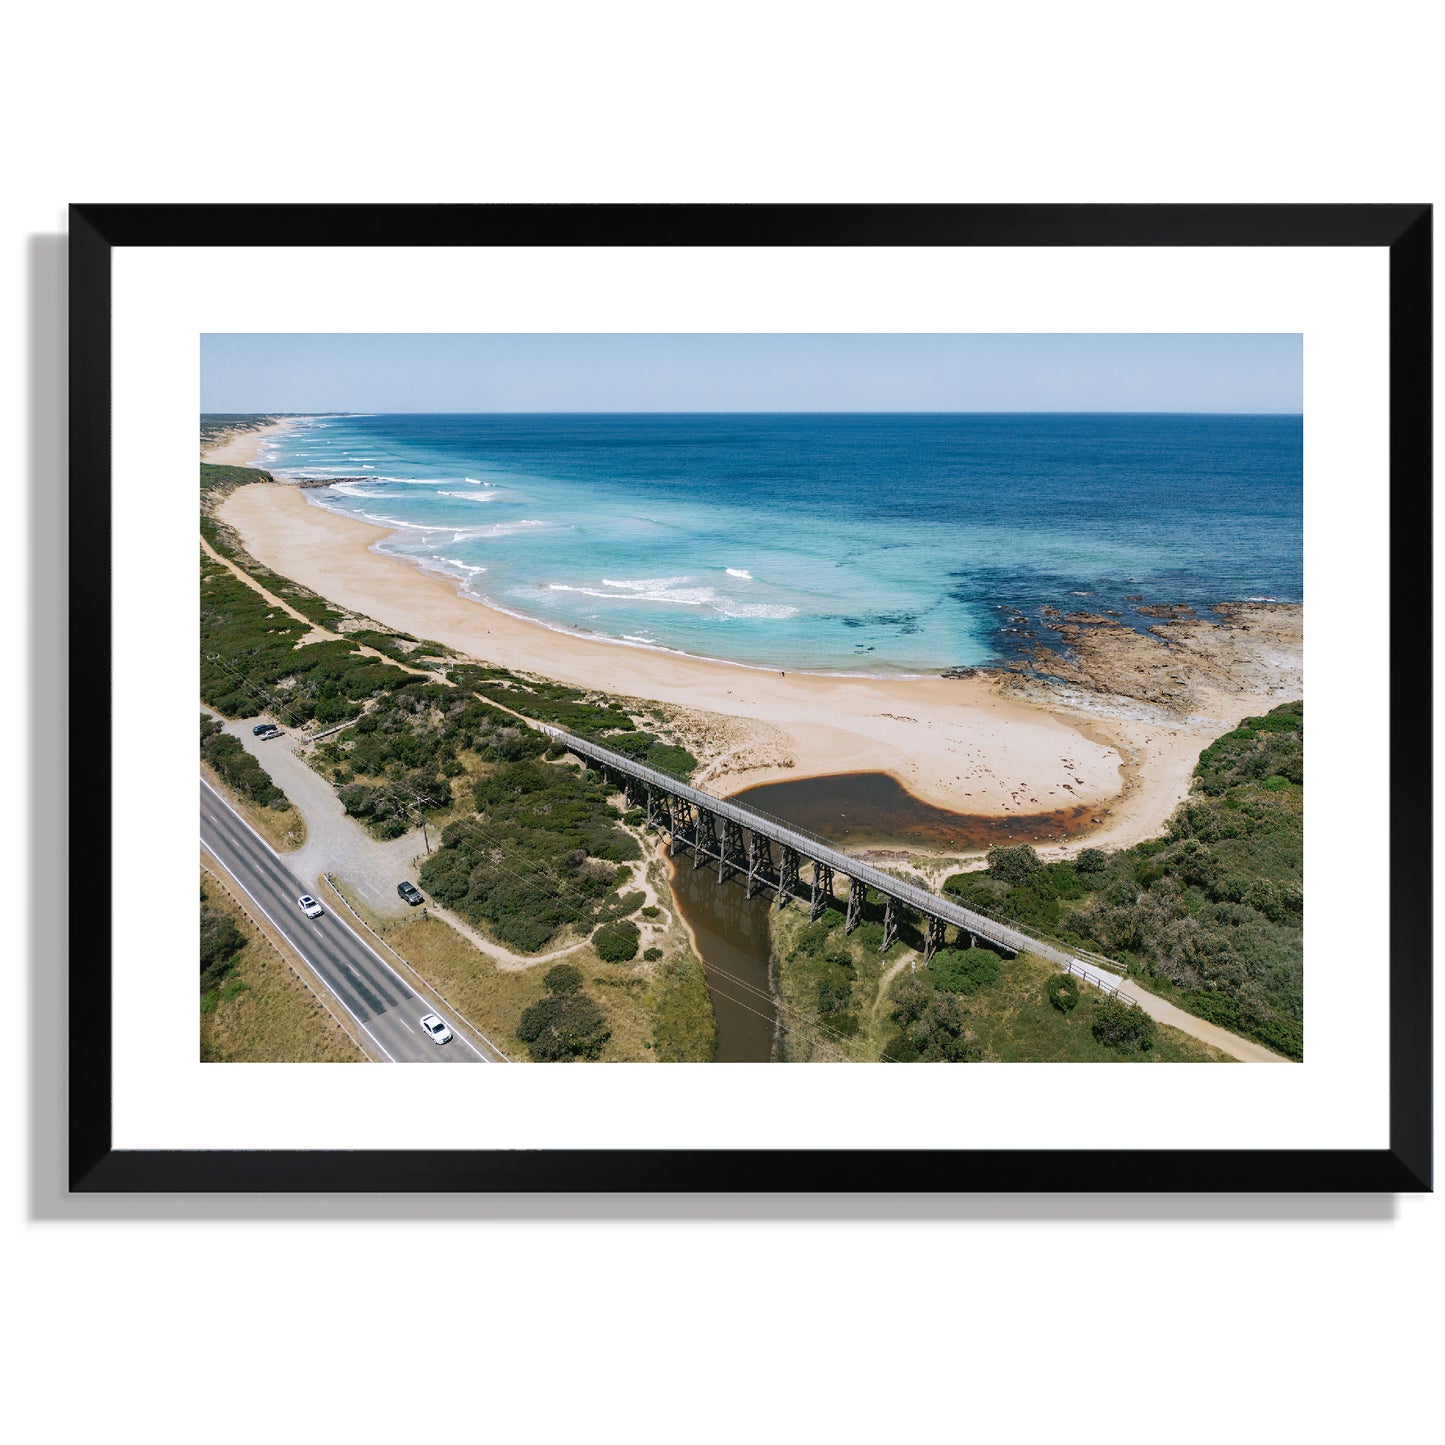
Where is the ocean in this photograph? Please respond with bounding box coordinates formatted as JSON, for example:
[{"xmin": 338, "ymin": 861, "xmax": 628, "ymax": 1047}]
[{"xmin": 258, "ymin": 412, "xmax": 1302, "ymax": 674}]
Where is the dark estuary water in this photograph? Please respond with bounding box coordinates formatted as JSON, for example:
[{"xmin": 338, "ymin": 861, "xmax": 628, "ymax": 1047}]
[
  {"xmin": 733, "ymin": 773, "xmax": 1100, "ymax": 853},
  {"xmin": 669, "ymin": 771, "xmax": 1085, "ymax": 1062},
  {"xmin": 667, "ymin": 853, "xmax": 781, "ymax": 1064}
]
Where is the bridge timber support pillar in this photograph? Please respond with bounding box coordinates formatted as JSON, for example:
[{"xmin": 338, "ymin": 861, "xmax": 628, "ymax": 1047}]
[
  {"xmin": 694, "ymin": 810, "xmax": 717, "ymax": 870},
  {"xmin": 776, "ymin": 847, "xmax": 800, "ymax": 908},
  {"xmin": 746, "ymin": 834, "xmax": 773, "ymax": 898},
  {"xmin": 879, "ymin": 896, "xmax": 900, "ymax": 953},
  {"xmin": 844, "ymin": 877, "xmax": 866, "ymax": 934},
  {"xmin": 646, "ymin": 787, "xmax": 670, "ymax": 832},
  {"xmin": 956, "ymin": 926, "xmax": 976, "ymax": 951},
  {"xmin": 669, "ymin": 799, "xmax": 693, "ymax": 856},
  {"xmin": 810, "ymin": 863, "xmax": 834, "ymax": 921},
  {"xmin": 720, "ymin": 818, "xmax": 747, "ymax": 882},
  {"xmin": 923, "ymin": 915, "xmax": 946, "ymax": 961}
]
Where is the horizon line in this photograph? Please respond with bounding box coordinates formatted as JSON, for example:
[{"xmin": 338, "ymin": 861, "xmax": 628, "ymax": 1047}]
[{"xmin": 201, "ymin": 407, "xmax": 1305, "ymax": 418}]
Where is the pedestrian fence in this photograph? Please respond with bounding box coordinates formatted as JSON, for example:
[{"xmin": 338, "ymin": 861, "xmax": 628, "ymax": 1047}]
[{"xmin": 1059, "ymin": 955, "xmax": 1136, "ymax": 1008}]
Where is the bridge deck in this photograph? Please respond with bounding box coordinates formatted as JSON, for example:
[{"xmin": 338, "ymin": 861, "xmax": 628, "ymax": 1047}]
[{"xmin": 543, "ymin": 725, "xmax": 1085, "ymax": 969}]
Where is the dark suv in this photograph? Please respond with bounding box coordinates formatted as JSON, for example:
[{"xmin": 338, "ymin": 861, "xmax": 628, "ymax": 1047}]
[
  {"xmin": 252, "ymin": 722, "xmax": 279, "ymax": 736},
  {"xmin": 397, "ymin": 881, "xmax": 424, "ymax": 906}
]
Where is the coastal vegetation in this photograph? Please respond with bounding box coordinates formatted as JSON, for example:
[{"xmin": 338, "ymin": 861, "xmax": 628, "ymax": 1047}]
[
  {"xmin": 942, "ymin": 700, "xmax": 1305, "ymax": 1059},
  {"xmin": 200, "ymin": 550, "xmax": 415, "ymax": 728},
  {"xmin": 419, "ymin": 756, "xmax": 643, "ymax": 952},
  {"xmin": 200, "ymin": 872, "xmax": 362, "ymax": 1063},
  {"xmin": 199, "ymin": 413, "xmax": 286, "ymax": 452},
  {"xmin": 770, "ymin": 902, "xmax": 1225, "ymax": 1062},
  {"xmin": 447, "ymin": 663, "xmax": 698, "ymax": 780}
]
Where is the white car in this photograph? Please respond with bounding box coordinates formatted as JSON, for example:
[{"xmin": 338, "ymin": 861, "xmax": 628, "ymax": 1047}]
[
  {"xmin": 297, "ymin": 894, "xmax": 323, "ymax": 919},
  {"xmin": 420, "ymin": 1013, "xmax": 453, "ymax": 1045}
]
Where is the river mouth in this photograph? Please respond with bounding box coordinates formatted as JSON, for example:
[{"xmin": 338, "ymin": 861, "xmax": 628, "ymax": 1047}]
[
  {"xmin": 668, "ymin": 771, "xmax": 1095, "ymax": 1061},
  {"xmin": 731, "ymin": 772, "xmax": 1100, "ymax": 854}
]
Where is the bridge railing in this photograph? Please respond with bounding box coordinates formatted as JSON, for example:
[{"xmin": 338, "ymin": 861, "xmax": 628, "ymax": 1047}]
[{"xmin": 1059, "ymin": 956, "xmax": 1133, "ymax": 1004}]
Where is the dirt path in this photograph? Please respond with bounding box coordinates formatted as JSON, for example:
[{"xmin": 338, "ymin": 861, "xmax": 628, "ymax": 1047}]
[{"xmin": 1122, "ymin": 988, "xmax": 1290, "ymax": 1063}]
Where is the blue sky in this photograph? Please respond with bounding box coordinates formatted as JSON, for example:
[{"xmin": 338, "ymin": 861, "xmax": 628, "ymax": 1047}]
[{"xmin": 200, "ymin": 333, "xmax": 1303, "ymax": 413}]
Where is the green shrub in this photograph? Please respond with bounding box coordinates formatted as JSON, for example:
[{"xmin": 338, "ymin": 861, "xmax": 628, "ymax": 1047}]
[
  {"xmin": 1091, "ymin": 996, "xmax": 1157, "ymax": 1052},
  {"xmin": 1076, "ymin": 848, "xmax": 1109, "ymax": 874},
  {"xmin": 888, "ymin": 972, "xmax": 931, "ymax": 1026},
  {"xmin": 543, "ymin": 963, "xmax": 584, "ymax": 996},
  {"xmin": 594, "ymin": 919, "xmax": 641, "ymax": 963},
  {"xmin": 1046, "ymin": 973, "xmax": 1080, "ymax": 1012},
  {"xmin": 641, "ymin": 905, "xmax": 660, "ymax": 919},
  {"xmin": 643, "ymin": 947, "xmax": 663, "ymax": 962},
  {"xmin": 930, "ymin": 947, "xmax": 1001, "ymax": 994},
  {"xmin": 516, "ymin": 992, "xmax": 611, "ymax": 1061},
  {"xmin": 887, "ymin": 989, "xmax": 980, "ymax": 1063},
  {"xmin": 200, "ymin": 722, "xmax": 289, "ymax": 811},
  {"xmin": 987, "ymin": 844, "xmax": 1043, "ymax": 885}
]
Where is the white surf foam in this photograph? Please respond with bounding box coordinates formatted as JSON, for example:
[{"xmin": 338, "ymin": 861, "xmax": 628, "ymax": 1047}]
[
  {"xmin": 726, "ymin": 568, "xmax": 753, "ymax": 580},
  {"xmin": 549, "ymin": 575, "xmax": 798, "ymax": 619},
  {"xmin": 448, "ymin": 520, "xmax": 549, "ymax": 542},
  {"xmin": 327, "ymin": 481, "xmax": 409, "ymax": 499}
]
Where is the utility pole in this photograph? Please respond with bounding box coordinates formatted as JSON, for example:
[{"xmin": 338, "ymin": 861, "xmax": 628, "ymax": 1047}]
[{"xmin": 396, "ymin": 785, "xmax": 440, "ymax": 853}]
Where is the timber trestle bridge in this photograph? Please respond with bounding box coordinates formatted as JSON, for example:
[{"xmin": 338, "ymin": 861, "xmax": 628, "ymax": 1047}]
[{"xmin": 543, "ymin": 725, "xmax": 1096, "ymax": 973}]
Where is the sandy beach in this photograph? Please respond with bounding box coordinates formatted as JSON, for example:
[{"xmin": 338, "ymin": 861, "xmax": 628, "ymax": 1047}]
[
  {"xmin": 213, "ymin": 476, "xmax": 1303, "ymax": 857},
  {"xmin": 202, "ymin": 418, "xmax": 293, "ymax": 467}
]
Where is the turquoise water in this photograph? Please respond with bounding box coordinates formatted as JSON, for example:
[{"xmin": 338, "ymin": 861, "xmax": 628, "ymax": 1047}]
[{"xmin": 259, "ymin": 412, "xmax": 1302, "ymax": 674}]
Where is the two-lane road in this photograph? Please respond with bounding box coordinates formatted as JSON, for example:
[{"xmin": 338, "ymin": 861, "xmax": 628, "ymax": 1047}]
[{"xmin": 200, "ymin": 778, "xmax": 488, "ymax": 1063}]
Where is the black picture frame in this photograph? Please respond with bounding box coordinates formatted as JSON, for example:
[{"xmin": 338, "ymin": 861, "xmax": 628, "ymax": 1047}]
[{"xmin": 69, "ymin": 203, "xmax": 1432, "ymax": 1194}]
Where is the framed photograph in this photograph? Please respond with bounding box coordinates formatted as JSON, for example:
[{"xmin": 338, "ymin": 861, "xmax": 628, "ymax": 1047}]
[{"xmin": 70, "ymin": 204, "xmax": 1431, "ymax": 1192}]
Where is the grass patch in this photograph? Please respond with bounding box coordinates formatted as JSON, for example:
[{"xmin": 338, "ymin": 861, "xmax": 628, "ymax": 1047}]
[{"xmin": 200, "ymin": 759, "xmax": 304, "ymax": 851}]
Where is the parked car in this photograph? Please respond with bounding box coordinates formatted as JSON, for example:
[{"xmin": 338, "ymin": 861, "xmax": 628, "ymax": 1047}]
[
  {"xmin": 297, "ymin": 894, "xmax": 323, "ymax": 918},
  {"xmin": 420, "ymin": 1013, "xmax": 453, "ymax": 1045},
  {"xmin": 252, "ymin": 723, "xmax": 278, "ymax": 736},
  {"xmin": 397, "ymin": 881, "xmax": 424, "ymax": 906}
]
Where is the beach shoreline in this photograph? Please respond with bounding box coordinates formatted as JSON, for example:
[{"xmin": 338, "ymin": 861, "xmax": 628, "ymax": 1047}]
[
  {"xmin": 216, "ymin": 479, "xmax": 1300, "ymax": 858},
  {"xmin": 201, "ymin": 416, "xmax": 298, "ymax": 467}
]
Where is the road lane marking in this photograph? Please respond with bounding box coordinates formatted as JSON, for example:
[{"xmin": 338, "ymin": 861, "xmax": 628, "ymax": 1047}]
[
  {"xmin": 197, "ymin": 829, "xmax": 397, "ymax": 1063},
  {"xmin": 201, "ymin": 798, "xmax": 406, "ymax": 1014},
  {"xmin": 202, "ymin": 813, "xmax": 394, "ymax": 1018}
]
